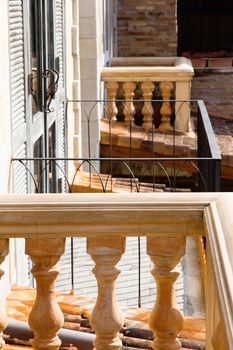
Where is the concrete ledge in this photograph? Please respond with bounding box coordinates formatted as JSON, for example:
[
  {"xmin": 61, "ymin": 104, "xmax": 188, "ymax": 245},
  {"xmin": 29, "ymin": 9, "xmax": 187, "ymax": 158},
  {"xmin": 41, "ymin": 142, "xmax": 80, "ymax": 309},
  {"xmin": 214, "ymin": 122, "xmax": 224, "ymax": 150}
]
[{"xmin": 102, "ymin": 57, "xmax": 194, "ymax": 82}]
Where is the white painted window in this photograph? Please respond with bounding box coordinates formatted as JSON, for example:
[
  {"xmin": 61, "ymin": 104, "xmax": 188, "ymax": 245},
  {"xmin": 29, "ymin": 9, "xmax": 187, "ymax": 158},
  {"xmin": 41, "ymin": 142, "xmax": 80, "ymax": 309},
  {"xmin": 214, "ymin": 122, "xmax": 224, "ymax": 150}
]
[{"xmin": 103, "ymin": 0, "xmax": 118, "ymax": 64}]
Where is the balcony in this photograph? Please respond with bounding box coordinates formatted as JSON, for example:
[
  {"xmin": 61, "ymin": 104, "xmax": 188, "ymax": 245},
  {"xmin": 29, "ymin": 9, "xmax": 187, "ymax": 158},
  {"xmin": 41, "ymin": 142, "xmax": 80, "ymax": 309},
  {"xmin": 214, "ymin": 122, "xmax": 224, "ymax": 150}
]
[
  {"xmin": 0, "ymin": 193, "xmax": 232, "ymax": 349},
  {"xmin": 102, "ymin": 57, "xmax": 194, "ymax": 133},
  {"xmin": 8, "ymin": 59, "xmax": 223, "ymax": 349},
  {"xmin": 55, "ymin": 98, "xmax": 221, "ymax": 194}
]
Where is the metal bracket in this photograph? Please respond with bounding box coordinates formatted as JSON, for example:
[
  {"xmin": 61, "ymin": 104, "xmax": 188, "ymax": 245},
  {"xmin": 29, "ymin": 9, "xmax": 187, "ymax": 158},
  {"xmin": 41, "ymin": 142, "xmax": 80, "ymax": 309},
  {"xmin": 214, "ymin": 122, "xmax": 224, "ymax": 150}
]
[{"xmin": 43, "ymin": 69, "xmax": 59, "ymax": 113}]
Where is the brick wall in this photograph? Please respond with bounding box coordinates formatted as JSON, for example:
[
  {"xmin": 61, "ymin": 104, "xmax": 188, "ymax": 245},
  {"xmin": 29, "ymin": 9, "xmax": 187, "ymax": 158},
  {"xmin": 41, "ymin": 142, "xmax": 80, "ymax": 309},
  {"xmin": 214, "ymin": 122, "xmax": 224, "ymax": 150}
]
[
  {"xmin": 117, "ymin": 0, "xmax": 177, "ymax": 57},
  {"xmin": 191, "ymin": 70, "xmax": 233, "ymax": 121}
]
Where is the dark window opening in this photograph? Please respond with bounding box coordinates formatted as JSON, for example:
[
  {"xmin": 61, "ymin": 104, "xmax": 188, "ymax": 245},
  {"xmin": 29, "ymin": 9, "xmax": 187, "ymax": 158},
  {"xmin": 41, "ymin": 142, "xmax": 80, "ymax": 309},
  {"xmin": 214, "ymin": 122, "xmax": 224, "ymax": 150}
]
[
  {"xmin": 29, "ymin": 0, "xmax": 42, "ymax": 114},
  {"xmin": 178, "ymin": 0, "xmax": 233, "ymax": 56},
  {"xmin": 33, "ymin": 136, "xmax": 44, "ymax": 192},
  {"xmin": 48, "ymin": 123, "xmax": 57, "ymax": 193}
]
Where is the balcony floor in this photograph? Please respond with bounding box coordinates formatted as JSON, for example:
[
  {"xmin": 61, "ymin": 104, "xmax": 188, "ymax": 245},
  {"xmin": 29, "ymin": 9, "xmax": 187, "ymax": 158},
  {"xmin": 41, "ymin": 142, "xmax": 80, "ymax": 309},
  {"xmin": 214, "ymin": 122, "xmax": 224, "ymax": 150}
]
[{"xmin": 100, "ymin": 117, "xmax": 233, "ymax": 182}]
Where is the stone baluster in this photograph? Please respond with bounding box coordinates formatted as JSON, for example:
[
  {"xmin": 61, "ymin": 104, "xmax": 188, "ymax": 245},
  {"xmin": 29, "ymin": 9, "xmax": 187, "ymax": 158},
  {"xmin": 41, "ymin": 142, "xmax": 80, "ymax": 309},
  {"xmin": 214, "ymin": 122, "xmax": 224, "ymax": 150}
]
[
  {"xmin": 87, "ymin": 236, "xmax": 126, "ymax": 350},
  {"xmin": 159, "ymin": 82, "xmax": 174, "ymax": 132},
  {"xmin": 106, "ymin": 82, "xmax": 119, "ymax": 122},
  {"xmin": 0, "ymin": 239, "xmax": 9, "ymax": 347},
  {"xmin": 212, "ymin": 322, "xmax": 226, "ymax": 350},
  {"xmin": 122, "ymin": 82, "xmax": 136, "ymax": 125},
  {"xmin": 141, "ymin": 81, "xmax": 155, "ymax": 130},
  {"xmin": 147, "ymin": 236, "xmax": 186, "ymax": 350},
  {"xmin": 26, "ymin": 238, "xmax": 65, "ymax": 350}
]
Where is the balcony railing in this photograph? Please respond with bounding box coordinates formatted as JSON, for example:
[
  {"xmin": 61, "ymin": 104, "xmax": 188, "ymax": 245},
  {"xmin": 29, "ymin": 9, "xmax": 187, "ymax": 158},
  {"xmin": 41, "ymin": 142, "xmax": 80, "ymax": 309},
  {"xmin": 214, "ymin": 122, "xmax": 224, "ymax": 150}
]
[
  {"xmin": 101, "ymin": 57, "xmax": 194, "ymax": 132},
  {"xmin": 50, "ymin": 99, "xmax": 220, "ymax": 193},
  {"xmin": 0, "ymin": 193, "xmax": 232, "ymax": 349},
  {"xmin": 12, "ymin": 155, "xmax": 220, "ymax": 194}
]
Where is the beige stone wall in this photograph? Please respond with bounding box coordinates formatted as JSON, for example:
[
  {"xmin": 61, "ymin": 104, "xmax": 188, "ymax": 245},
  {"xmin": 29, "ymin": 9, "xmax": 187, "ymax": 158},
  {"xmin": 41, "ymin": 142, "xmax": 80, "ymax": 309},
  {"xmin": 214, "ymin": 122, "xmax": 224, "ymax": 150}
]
[
  {"xmin": 65, "ymin": 0, "xmax": 104, "ymax": 162},
  {"xmin": 117, "ymin": 0, "xmax": 177, "ymax": 57},
  {"xmin": 79, "ymin": 0, "xmax": 104, "ymax": 159},
  {"xmin": 65, "ymin": 0, "xmax": 81, "ymax": 175}
]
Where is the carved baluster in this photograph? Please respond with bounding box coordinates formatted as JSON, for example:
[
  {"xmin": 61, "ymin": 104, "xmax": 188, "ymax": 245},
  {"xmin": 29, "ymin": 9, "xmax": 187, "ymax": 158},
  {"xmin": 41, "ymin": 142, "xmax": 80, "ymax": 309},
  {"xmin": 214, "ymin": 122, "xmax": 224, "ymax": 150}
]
[
  {"xmin": 106, "ymin": 82, "xmax": 119, "ymax": 122},
  {"xmin": 141, "ymin": 81, "xmax": 155, "ymax": 130},
  {"xmin": 26, "ymin": 238, "xmax": 65, "ymax": 350},
  {"xmin": 0, "ymin": 239, "xmax": 9, "ymax": 347},
  {"xmin": 212, "ymin": 322, "xmax": 226, "ymax": 350},
  {"xmin": 122, "ymin": 82, "xmax": 136, "ymax": 125},
  {"xmin": 87, "ymin": 236, "xmax": 126, "ymax": 350},
  {"xmin": 147, "ymin": 236, "xmax": 186, "ymax": 350},
  {"xmin": 159, "ymin": 82, "xmax": 174, "ymax": 132}
]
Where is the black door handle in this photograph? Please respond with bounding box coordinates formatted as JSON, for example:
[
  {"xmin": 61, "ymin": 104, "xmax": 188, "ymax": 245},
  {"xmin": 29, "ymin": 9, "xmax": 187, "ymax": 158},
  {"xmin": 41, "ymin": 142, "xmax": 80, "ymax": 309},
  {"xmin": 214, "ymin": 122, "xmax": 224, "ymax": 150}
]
[{"xmin": 44, "ymin": 69, "xmax": 59, "ymax": 112}]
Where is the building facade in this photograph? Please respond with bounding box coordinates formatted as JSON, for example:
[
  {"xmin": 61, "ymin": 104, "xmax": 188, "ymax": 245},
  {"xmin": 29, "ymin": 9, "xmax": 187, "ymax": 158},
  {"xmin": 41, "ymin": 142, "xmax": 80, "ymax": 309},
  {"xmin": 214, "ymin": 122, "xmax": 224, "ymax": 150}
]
[
  {"xmin": 0, "ymin": 0, "xmax": 110, "ymax": 294},
  {"xmin": 0, "ymin": 0, "xmax": 209, "ymax": 314}
]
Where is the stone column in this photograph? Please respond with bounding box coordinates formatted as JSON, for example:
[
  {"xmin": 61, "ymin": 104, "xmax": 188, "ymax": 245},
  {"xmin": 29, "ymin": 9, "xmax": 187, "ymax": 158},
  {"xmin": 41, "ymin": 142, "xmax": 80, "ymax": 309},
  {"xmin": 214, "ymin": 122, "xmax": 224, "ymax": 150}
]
[
  {"xmin": 106, "ymin": 82, "xmax": 119, "ymax": 122},
  {"xmin": 175, "ymin": 81, "xmax": 191, "ymax": 133},
  {"xmin": 159, "ymin": 82, "xmax": 174, "ymax": 132},
  {"xmin": 87, "ymin": 236, "xmax": 126, "ymax": 350},
  {"xmin": 122, "ymin": 82, "xmax": 136, "ymax": 125},
  {"xmin": 147, "ymin": 236, "xmax": 186, "ymax": 350},
  {"xmin": 26, "ymin": 238, "xmax": 65, "ymax": 350},
  {"xmin": 141, "ymin": 81, "xmax": 155, "ymax": 130}
]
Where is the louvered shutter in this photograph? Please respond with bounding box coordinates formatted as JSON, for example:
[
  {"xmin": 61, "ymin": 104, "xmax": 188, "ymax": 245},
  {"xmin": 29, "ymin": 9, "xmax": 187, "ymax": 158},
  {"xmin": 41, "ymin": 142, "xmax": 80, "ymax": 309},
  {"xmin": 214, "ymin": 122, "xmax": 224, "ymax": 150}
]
[
  {"xmin": 9, "ymin": 0, "xmax": 27, "ymax": 191},
  {"xmin": 9, "ymin": 0, "xmax": 31, "ymax": 286}
]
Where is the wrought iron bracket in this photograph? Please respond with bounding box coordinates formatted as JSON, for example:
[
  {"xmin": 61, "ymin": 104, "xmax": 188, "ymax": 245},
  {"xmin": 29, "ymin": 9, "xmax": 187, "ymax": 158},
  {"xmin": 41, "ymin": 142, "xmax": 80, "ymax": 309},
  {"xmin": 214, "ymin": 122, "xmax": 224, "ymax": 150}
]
[{"xmin": 43, "ymin": 69, "xmax": 59, "ymax": 113}]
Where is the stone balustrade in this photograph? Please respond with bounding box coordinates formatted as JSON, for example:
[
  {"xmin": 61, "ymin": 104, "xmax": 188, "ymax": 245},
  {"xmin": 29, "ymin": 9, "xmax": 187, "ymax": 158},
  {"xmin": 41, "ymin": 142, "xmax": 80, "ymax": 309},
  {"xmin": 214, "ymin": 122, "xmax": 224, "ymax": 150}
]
[
  {"xmin": 101, "ymin": 57, "xmax": 194, "ymax": 133},
  {"xmin": 0, "ymin": 193, "xmax": 232, "ymax": 350}
]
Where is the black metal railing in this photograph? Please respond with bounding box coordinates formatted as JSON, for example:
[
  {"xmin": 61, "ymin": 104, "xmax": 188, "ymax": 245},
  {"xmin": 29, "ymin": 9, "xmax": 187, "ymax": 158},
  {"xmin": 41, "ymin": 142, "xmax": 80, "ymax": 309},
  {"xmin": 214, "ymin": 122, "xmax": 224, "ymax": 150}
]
[
  {"xmin": 27, "ymin": 99, "xmax": 220, "ymax": 191},
  {"xmin": 12, "ymin": 99, "xmax": 221, "ymax": 192},
  {"xmin": 11, "ymin": 98, "xmax": 221, "ymax": 308},
  {"xmin": 197, "ymin": 100, "xmax": 221, "ymax": 191},
  {"xmin": 11, "ymin": 156, "xmax": 219, "ymax": 194}
]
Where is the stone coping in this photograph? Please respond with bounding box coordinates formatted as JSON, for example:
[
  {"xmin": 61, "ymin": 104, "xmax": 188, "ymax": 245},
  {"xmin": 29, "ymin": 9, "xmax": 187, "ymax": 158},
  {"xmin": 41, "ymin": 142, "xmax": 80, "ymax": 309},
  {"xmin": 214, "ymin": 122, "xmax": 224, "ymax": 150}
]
[
  {"xmin": 110, "ymin": 56, "xmax": 192, "ymax": 67},
  {"xmin": 101, "ymin": 57, "xmax": 194, "ymax": 82}
]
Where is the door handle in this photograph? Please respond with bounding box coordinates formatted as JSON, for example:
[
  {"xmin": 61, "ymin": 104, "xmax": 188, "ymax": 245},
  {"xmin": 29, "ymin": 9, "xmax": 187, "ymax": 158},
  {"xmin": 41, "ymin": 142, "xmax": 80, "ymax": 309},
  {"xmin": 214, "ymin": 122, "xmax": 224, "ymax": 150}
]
[{"xmin": 44, "ymin": 69, "xmax": 59, "ymax": 112}]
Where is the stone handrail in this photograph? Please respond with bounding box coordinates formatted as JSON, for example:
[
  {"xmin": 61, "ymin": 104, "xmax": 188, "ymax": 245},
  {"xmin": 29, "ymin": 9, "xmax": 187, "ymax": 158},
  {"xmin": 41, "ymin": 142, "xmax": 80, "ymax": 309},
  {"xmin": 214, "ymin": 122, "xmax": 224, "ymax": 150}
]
[
  {"xmin": 101, "ymin": 57, "xmax": 194, "ymax": 132},
  {"xmin": 0, "ymin": 192, "xmax": 232, "ymax": 350}
]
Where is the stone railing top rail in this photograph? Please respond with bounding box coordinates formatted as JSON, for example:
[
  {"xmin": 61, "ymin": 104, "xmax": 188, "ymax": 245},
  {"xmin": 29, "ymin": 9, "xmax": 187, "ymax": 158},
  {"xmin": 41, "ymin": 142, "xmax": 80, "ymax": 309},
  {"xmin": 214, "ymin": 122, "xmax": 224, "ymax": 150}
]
[
  {"xmin": 102, "ymin": 57, "xmax": 194, "ymax": 82},
  {"xmin": 0, "ymin": 192, "xmax": 229, "ymax": 237}
]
